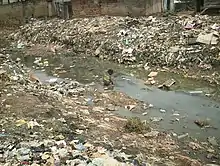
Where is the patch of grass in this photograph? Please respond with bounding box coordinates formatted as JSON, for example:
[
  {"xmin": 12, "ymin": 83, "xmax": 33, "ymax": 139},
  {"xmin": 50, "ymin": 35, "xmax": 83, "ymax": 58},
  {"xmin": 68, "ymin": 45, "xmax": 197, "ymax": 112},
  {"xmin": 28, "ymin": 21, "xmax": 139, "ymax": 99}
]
[{"xmin": 124, "ymin": 117, "xmax": 150, "ymax": 134}]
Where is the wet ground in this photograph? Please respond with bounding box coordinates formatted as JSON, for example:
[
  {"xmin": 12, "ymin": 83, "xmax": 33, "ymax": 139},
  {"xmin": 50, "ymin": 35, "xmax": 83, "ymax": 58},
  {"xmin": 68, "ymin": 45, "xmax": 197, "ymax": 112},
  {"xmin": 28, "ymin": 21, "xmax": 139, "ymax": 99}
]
[{"xmin": 10, "ymin": 51, "xmax": 220, "ymax": 145}]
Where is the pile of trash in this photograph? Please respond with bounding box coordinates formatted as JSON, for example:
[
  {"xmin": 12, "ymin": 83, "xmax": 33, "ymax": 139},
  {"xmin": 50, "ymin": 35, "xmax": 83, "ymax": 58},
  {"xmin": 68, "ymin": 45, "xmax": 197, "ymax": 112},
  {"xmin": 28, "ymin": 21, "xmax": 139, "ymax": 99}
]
[{"xmin": 9, "ymin": 14, "xmax": 220, "ymax": 69}]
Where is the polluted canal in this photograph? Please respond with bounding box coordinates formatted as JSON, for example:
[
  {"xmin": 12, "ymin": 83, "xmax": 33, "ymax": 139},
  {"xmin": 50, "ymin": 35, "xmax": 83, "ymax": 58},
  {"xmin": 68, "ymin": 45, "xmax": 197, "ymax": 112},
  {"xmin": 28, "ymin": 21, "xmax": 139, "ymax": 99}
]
[
  {"xmin": 3, "ymin": 13, "xmax": 220, "ymax": 165},
  {"xmin": 12, "ymin": 52, "xmax": 220, "ymax": 144}
]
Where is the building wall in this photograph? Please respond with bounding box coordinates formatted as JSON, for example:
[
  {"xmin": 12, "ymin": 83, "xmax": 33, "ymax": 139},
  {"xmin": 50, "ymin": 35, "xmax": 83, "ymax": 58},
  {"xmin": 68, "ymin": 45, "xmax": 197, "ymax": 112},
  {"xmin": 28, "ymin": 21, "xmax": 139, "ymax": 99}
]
[
  {"xmin": 0, "ymin": 0, "xmax": 48, "ymax": 26},
  {"xmin": 204, "ymin": 0, "xmax": 220, "ymax": 8},
  {"xmin": 146, "ymin": 0, "xmax": 163, "ymax": 15},
  {"xmin": 71, "ymin": 0, "xmax": 160, "ymax": 17},
  {"xmin": 0, "ymin": 0, "xmax": 163, "ymax": 26}
]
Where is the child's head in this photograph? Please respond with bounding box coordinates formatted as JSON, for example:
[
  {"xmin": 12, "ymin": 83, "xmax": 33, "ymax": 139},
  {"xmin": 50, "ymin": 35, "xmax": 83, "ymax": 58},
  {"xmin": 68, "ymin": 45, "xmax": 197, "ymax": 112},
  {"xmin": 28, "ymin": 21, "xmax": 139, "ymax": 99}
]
[{"xmin": 107, "ymin": 69, "xmax": 114, "ymax": 75}]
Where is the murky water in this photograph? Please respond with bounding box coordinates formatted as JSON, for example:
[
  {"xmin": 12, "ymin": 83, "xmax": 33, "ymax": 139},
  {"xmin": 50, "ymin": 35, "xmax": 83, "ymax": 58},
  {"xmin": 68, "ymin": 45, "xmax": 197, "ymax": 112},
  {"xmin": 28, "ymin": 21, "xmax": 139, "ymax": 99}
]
[
  {"xmin": 114, "ymin": 75, "xmax": 220, "ymax": 140},
  {"xmin": 11, "ymin": 53, "xmax": 220, "ymax": 143}
]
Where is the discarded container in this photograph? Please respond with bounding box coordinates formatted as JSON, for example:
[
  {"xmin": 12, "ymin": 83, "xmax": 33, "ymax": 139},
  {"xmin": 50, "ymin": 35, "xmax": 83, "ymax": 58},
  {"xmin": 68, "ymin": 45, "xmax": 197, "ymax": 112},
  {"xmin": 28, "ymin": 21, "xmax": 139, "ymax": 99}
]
[
  {"xmin": 189, "ymin": 91, "xmax": 203, "ymax": 96},
  {"xmin": 178, "ymin": 133, "xmax": 189, "ymax": 139},
  {"xmin": 150, "ymin": 117, "xmax": 163, "ymax": 122},
  {"xmin": 159, "ymin": 109, "xmax": 166, "ymax": 113},
  {"xmin": 86, "ymin": 96, "xmax": 94, "ymax": 106}
]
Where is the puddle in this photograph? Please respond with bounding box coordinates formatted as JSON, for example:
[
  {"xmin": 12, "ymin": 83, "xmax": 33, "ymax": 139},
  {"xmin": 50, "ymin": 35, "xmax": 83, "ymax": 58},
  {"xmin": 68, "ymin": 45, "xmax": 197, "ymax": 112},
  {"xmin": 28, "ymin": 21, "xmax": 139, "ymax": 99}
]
[{"xmin": 11, "ymin": 53, "xmax": 220, "ymax": 142}]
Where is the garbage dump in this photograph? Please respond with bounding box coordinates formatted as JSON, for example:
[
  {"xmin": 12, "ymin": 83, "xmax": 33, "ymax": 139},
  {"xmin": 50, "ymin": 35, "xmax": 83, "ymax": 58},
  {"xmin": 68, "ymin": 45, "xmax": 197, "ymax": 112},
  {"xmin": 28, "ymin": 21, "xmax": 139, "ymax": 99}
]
[{"xmin": 9, "ymin": 15, "xmax": 220, "ymax": 70}]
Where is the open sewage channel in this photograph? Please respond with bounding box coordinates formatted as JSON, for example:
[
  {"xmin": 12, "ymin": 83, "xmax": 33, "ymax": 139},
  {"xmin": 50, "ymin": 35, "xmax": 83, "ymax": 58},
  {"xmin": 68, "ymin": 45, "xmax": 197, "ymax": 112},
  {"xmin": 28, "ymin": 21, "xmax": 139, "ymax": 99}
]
[{"xmin": 11, "ymin": 51, "xmax": 220, "ymax": 144}]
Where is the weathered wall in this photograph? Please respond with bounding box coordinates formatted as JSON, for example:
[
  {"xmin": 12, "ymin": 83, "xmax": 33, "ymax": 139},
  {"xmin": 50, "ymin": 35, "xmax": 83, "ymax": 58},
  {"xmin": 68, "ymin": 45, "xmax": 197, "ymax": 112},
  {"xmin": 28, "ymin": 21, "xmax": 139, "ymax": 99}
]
[
  {"xmin": 0, "ymin": 3, "xmax": 23, "ymax": 25},
  {"xmin": 0, "ymin": 0, "xmax": 163, "ymax": 26},
  {"xmin": 146, "ymin": 0, "xmax": 162, "ymax": 15},
  {"xmin": 71, "ymin": 0, "xmax": 160, "ymax": 17},
  {"xmin": 0, "ymin": 1, "xmax": 48, "ymax": 26},
  {"xmin": 204, "ymin": 0, "xmax": 220, "ymax": 8}
]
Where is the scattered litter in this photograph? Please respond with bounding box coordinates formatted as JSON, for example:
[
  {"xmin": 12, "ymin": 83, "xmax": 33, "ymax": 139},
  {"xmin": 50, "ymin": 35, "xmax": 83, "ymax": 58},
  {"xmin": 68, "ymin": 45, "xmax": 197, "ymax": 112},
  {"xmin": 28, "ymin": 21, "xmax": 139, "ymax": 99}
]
[
  {"xmin": 148, "ymin": 104, "xmax": 154, "ymax": 108},
  {"xmin": 125, "ymin": 105, "xmax": 136, "ymax": 111},
  {"xmin": 196, "ymin": 32, "xmax": 219, "ymax": 45},
  {"xmin": 169, "ymin": 46, "xmax": 180, "ymax": 53},
  {"xmin": 159, "ymin": 109, "xmax": 166, "ymax": 113},
  {"xmin": 178, "ymin": 133, "xmax": 189, "ymax": 139},
  {"xmin": 172, "ymin": 113, "xmax": 180, "ymax": 116},
  {"xmin": 148, "ymin": 71, "xmax": 158, "ymax": 77},
  {"xmin": 194, "ymin": 119, "xmax": 210, "ymax": 128},
  {"xmin": 188, "ymin": 142, "xmax": 202, "ymax": 150},
  {"xmin": 16, "ymin": 119, "xmax": 27, "ymax": 127},
  {"xmin": 150, "ymin": 117, "xmax": 163, "ymax": 122},
  {"xmin": 189, "ymin": 91, "xmax": 203, "ymax": 95},
  {"xmin": 144, "ymin": 131, "xmax": 159, "ymax": 138},
  {"xmin": 17, "ymin": 42, "xmax": 24, "ymax": 49},
  {"xmin": 0, "ymin": 133, "xmax": 8, "ymax": 137},
  {"xmin": 142, "ymin": 112, "xmax": 148, "ymax": 116},
  {"xmin": 158, "ymin": 79, "xmax": 176, "ymax": 90},
  {"xmin": 211, "ymin": 23, "xmax": 220, "ymax": 31}
]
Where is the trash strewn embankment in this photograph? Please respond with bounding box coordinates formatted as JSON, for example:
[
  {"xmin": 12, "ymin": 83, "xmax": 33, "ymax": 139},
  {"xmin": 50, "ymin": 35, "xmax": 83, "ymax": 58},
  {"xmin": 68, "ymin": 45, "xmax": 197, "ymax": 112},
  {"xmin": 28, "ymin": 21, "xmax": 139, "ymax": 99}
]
[
  {"xmin": 0, "ymin": 53, "xmax": 207, "ymax": 165},
  {"xmin": 8, "ymin": 15, "xmax": 220, "ymax": 78}
]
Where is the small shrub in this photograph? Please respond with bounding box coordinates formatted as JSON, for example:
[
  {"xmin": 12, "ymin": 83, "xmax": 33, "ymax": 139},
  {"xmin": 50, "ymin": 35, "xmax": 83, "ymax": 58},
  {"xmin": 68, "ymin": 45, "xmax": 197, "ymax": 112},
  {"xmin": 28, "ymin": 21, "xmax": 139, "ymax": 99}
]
[{"xmin": 124, "ymin": 117, "xmax": 150, "ymax": 134}]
